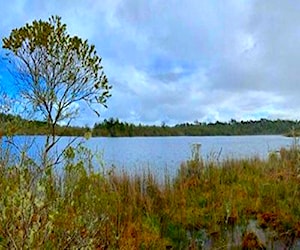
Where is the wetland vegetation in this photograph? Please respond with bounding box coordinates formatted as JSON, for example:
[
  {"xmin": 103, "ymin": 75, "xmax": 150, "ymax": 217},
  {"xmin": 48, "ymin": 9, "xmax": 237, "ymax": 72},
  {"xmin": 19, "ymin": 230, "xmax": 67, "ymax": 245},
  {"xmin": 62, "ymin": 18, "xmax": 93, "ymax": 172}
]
[{"xmin": 0, "ymin": 138, "xmax": 299, "ymax": 249}]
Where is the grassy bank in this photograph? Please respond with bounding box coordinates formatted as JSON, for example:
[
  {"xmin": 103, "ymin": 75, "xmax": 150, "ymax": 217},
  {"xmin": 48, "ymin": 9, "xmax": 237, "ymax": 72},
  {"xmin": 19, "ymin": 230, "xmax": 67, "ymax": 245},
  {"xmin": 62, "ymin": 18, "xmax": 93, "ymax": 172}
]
[{"xmin": 0, "ymin": 144, "xmax": 299, "ymax": 249}]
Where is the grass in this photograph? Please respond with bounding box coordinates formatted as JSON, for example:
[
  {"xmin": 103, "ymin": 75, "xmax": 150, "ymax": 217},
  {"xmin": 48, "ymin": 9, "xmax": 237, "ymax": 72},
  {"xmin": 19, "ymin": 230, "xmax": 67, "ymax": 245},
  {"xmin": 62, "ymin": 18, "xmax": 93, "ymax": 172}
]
[{"xmin": 0, "ymin": 142, "xmax": 299, "ymax": 249}]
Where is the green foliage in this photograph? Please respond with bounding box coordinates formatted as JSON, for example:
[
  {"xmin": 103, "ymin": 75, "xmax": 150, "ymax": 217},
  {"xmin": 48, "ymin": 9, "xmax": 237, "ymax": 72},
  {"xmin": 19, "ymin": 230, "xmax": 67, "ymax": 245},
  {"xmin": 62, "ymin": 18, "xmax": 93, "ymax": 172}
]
[
  {"xmin": 0, "ymin": 113, "xmax": 91, "ymax": 136},
  {"xmin": 2, "ymin": 114, "xmax": 300, "ymax": 137},
  {"xmin": 93, "ymin": 118, "xmax": 300, "ymax": 137},
  {"xmin": 3, "ymin": 15, "xmax": 111, "ymax": 121},
  {"xmin": 2, "ymin": 15, "xmax": 111, "ymax": 169}
]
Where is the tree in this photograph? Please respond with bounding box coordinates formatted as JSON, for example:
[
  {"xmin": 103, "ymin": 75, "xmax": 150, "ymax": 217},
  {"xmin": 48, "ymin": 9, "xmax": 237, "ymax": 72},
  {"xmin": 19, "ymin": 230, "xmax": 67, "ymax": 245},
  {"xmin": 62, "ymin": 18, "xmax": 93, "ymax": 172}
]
[{"xmin": 2, "ymin": 16, "xmax": 111, "ymax": 168}]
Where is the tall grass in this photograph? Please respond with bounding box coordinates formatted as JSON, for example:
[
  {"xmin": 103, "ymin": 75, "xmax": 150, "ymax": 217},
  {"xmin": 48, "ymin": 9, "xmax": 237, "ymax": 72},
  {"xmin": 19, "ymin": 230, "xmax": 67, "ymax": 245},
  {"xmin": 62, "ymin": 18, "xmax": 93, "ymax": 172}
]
[{"xmin": 0, "ymin": 143, "xmax": 299, "ymax": 249}]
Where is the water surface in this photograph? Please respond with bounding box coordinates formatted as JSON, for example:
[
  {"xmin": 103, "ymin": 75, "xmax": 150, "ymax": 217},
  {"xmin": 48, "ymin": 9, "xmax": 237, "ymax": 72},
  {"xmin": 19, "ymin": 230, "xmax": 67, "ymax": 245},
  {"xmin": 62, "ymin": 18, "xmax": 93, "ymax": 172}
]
[{"xmin": 7, "ymin": 135, "xmax": 293, "ymax": 178}]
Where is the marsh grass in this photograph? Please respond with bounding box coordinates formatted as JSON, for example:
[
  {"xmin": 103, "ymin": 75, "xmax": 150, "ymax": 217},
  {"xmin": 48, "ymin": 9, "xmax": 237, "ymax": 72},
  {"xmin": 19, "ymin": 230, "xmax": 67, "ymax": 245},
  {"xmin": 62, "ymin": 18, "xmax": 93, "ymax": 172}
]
[{"xmin": 0, "ymin": 143, "xmax": 299, "ymax": 249}]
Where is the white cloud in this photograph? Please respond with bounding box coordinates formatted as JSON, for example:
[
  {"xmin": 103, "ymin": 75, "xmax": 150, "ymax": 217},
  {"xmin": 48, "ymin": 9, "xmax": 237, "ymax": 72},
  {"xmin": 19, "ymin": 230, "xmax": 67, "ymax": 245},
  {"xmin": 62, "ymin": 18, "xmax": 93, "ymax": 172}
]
[{"xmin": 2, "ymin": 0, "xmax": 300, "ymax": 125}]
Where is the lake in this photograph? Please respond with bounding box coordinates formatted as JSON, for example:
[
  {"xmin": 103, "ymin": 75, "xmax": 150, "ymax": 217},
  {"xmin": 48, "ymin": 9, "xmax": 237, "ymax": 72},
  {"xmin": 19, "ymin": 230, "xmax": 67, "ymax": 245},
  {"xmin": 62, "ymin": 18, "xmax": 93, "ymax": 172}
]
[{"xmin": 7, "ymin": 135, "xmax": 294, "ymax": 178}]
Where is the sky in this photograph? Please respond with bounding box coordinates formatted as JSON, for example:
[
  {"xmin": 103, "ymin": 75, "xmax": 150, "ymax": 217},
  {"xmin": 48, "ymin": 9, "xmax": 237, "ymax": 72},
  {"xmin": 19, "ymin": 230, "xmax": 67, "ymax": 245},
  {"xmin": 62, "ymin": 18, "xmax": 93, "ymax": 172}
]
[{"xmin": 1, "ymin": 0, "xmax": 300, "ymax": 126}]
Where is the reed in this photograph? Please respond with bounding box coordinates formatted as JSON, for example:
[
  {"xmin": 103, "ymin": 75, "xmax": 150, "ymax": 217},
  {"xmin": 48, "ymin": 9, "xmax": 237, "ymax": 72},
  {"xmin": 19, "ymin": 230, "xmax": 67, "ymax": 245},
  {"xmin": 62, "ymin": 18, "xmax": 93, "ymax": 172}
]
[{"xmin": 0, "ymin": 143, "xmax": 299, "ymax": 249}]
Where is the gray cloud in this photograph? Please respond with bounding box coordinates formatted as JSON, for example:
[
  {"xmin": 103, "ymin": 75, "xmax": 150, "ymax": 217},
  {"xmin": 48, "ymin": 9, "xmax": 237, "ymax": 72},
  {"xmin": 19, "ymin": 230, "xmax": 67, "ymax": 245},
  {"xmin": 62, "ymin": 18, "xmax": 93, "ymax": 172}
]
[{"xmin": 1, "ymin": 0, "xmax": 300, "ymax": 126}]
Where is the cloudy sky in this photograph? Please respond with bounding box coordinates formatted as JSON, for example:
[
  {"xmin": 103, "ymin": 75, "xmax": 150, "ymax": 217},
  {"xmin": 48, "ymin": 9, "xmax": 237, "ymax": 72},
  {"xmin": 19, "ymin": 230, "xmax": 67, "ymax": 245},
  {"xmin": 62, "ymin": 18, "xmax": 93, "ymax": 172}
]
[{"xmin": 1, "ymin": 0, "xmax": 300, "ymax": 126}]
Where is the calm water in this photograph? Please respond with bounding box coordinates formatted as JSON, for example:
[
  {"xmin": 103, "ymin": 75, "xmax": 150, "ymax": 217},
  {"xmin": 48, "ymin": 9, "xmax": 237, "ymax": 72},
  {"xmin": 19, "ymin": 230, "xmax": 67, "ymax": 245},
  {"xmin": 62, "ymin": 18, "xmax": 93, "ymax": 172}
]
[{"xmin": 7, "ymin": 135, "xmax": 294, "ymax": 178}]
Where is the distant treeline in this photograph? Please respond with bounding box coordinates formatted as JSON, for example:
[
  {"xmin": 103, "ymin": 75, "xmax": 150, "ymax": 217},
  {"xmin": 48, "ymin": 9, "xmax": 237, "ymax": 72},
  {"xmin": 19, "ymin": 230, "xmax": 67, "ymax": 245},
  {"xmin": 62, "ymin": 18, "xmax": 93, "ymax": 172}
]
[
  {"xmin": 1, "ymin": 113, "xmax": 300, "ymax": 137},
  {"xmin": 0, "ymin": 113, "xmax": 90, "ymax": 137},
  {"xmin": 93, "ymin": 118, "xmax": 300, "ymax": 137}
]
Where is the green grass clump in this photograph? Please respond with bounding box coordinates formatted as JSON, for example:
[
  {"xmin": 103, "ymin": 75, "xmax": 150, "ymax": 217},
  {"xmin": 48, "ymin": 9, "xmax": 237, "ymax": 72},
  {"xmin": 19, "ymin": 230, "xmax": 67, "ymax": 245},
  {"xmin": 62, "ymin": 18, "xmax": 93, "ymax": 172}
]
[{"xmin": 0, "ymin": 144, "xmax": 299, "ymax": 249}]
